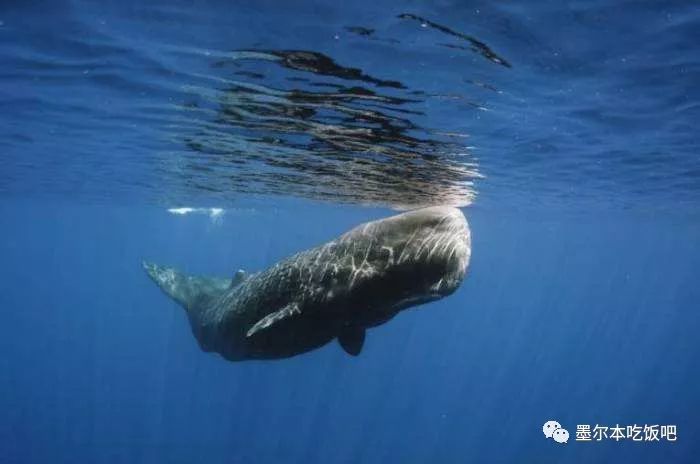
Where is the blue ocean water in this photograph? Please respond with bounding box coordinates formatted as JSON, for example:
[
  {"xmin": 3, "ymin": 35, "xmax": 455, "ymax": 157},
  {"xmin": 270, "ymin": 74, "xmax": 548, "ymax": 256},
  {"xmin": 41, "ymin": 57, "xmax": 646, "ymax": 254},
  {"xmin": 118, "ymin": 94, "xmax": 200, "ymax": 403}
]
[{"xmin": 1, "ymin": 1, "xmax": 699, "ymax": 463}]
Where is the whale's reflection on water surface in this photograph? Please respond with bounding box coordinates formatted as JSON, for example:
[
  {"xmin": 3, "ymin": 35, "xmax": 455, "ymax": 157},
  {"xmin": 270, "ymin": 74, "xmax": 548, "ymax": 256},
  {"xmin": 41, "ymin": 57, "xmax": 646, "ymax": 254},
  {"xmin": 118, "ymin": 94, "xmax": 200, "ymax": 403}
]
[{"xmin": 174, "ymin": 15, "xmax": 508, "ymax": 208}]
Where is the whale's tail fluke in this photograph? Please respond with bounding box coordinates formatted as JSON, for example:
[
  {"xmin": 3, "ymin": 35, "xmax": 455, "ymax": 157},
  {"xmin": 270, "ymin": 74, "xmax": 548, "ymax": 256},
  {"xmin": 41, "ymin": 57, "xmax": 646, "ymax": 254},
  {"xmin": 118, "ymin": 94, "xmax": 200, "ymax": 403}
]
[{"xmin": 142, "ymin": 261, "xmax": 231, "ymax": 316}]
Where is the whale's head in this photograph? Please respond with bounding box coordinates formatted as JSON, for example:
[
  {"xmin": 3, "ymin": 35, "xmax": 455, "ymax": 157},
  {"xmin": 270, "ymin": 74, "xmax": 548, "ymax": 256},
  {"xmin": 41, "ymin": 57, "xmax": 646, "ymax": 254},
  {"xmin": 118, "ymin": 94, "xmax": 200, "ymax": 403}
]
[{"xmin": 344, "ymin": 206, "xmax": 471, "ymax": 316}]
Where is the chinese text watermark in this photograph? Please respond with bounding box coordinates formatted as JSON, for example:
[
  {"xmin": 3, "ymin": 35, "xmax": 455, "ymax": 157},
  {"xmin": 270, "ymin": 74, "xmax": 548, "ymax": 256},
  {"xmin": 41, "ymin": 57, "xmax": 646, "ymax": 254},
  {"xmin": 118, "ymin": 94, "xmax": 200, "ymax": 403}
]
[{"xmin": 544, "ymin": 421, "xmax": 677, "ymax": 444}]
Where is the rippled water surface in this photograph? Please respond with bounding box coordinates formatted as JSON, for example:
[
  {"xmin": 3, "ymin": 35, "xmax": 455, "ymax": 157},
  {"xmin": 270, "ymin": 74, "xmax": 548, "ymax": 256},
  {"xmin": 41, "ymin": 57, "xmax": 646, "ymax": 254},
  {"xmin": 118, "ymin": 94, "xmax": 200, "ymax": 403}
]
[{"xmin": 2, "ymin": 1, "xmax": 698, "ymax": 210}]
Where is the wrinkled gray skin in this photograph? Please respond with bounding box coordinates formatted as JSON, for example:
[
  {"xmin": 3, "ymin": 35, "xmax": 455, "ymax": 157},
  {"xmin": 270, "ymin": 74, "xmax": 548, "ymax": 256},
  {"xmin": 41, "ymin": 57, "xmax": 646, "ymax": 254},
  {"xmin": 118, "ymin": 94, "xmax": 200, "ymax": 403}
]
[{"xmin": 144, "ymin": 206, "xmax": 471, "ymax": 361}]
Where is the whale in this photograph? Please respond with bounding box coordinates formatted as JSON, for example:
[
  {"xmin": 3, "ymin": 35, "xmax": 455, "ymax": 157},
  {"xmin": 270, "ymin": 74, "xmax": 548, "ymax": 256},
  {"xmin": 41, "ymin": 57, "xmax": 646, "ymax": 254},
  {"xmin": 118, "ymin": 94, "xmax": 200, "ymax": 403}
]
[{"xmin": 143, "ymin": 206, "xmax": 471, "ymax": 361}]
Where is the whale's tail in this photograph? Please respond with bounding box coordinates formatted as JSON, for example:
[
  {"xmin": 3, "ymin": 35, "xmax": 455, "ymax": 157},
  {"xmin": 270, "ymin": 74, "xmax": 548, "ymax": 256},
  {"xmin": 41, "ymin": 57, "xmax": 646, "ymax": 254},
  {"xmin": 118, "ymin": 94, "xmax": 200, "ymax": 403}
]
[{"xmin": 142, "ymin": 261, "xmax": 232, "ymax": 317}]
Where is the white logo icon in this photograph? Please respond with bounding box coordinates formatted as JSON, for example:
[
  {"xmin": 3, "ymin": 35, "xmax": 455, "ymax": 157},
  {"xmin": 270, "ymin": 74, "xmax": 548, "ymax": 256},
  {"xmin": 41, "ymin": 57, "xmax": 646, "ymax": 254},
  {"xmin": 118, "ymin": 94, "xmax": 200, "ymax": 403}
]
[
  {"xmin": 543, "ymin": 420, "xmax": 561, "ymax": 438},
  {"xmin": 543, "ymin": 420, "xmax": 569, "ymax": 444},
  {"xmin": 553, "ymin": 427, "xmax": 570, "ymax": 443}
]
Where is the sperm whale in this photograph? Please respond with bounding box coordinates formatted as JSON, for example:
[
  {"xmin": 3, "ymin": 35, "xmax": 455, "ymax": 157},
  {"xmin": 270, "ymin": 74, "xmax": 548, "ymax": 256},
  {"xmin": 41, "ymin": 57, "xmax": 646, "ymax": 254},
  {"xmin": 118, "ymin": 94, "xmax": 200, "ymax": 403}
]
[{"xmin": 144, "ymin": 206, "xmax": 471, "ymax": 361}]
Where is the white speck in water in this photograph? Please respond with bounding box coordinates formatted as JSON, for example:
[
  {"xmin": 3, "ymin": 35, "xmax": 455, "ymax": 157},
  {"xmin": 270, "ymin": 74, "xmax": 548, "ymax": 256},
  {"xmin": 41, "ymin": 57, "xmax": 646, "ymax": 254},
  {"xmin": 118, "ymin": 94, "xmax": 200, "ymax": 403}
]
[
  {"xmin": 333, "ymin": 34, "xmax": 339, "ymax": 40},
  {"xmin": 168, "ymin": 207, "xmax": 195, "ymax": 215},
  {"xmin": 421, "ymin": 23, "xmax": 427, "ymax": 28},
  {"xmin": 167, "ymin": 207, "xmax": 225, "ymax": 223}
]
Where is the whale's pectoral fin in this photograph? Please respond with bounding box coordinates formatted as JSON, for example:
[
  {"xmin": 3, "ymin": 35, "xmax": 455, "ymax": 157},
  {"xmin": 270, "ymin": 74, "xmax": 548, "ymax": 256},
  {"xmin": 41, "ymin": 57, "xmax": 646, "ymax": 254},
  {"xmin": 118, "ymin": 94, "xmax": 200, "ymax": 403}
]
[
  {"xmin": 246, "ymin": 303, "xmax": 301, "ymax": 338},
  {"xmin": 338, "ymin": 327, "xmax": 365, "ymax": 356}
]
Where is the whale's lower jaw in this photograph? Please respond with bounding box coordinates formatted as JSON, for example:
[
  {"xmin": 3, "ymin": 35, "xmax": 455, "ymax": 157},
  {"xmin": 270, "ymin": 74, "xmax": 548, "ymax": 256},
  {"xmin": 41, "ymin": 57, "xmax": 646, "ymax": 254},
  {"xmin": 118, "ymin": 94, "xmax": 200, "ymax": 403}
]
[{"xmin": 389, "ymin": 293, "xmax": 444, "ymax": 314}]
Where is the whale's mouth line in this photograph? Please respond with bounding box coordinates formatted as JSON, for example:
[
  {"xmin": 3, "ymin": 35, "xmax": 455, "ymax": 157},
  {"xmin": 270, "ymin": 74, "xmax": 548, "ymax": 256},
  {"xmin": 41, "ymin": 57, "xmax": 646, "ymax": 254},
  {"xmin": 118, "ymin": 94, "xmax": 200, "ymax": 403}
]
[{"xmin": 391, "ymin": 293, "xmax": 444, "ymax": 312}]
